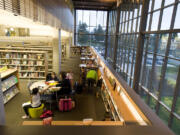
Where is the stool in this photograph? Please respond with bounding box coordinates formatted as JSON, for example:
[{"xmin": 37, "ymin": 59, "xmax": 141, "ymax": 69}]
[{"xmin": 28, "ymin": 104, "xmax": 44, "ymax": 118}]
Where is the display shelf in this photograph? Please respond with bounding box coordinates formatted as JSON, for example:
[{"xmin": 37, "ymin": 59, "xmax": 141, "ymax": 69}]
[{"xmin": 0, "ymin": 69, "xmax": 20, "ymax": 104}]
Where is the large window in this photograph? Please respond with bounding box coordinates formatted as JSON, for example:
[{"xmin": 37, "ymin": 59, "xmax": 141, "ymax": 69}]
[
  {"xmin": 75, "ymin": 10, "xmax": 107, "ymax": 57},
  {"xmin": 106, "ymin": 0, "xmax": 180, "ymax": 134}
]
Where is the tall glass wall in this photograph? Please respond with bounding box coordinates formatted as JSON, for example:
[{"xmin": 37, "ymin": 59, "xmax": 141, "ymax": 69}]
[
  {"xmin": 114, "ymin": 0, "xmax": 180, "ymax": 134},
  {"xmin": 139, "ymin": 1, "xmax": 180, "ymax": 134},
  {"xmin": 75, "ymin": 10, "xmax": 107, "ymax": 57},
  {"xmin": 106, "ymin": 10, "xmax": 117, "ymax": 64},
  {"xmin": 116, "ymin": 4, "xmax": 142, "ymax": 85}
]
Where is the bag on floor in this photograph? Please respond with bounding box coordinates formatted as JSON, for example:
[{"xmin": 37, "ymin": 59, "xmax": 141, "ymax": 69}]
[
  {"xmin": 40, "ymin": 110, "xmax": 53, "ymax": 119},
  {"xmin": 59, "ymin": 98, "xmax": 72, "ymax": 112},
  {"xmin": 74, "ymin": 82, "xmax": 83, "ymax": 94},
  {"xmin": 43, "ymin": 117, "xmax": 52, "ymax": 125}
]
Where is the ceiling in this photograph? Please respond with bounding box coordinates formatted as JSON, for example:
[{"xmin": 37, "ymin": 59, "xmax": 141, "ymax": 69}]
[{"xmin": 72, "ymin": 0, "xmax": 117, "ymax": 10}]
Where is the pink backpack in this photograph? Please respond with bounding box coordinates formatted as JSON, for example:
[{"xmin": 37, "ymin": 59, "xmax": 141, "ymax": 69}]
[{"xmin": 59, "ymin": 98, "xmax": 72, "ymax": 111}]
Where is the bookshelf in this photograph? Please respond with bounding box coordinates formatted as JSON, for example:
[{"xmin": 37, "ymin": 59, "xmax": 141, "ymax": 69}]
[
  {"xmin": 0, "ymin": 69, "xmax": 20, "ymax": 104},
  {"xmin": 0, "ymin": 50, "xmax": 48, "ymax": 79},
  {"xmin": 0, "ymin": 46, "xmax": 53, "ymax": 72}
]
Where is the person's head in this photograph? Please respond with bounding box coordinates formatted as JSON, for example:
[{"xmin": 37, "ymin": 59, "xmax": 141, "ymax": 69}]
[
  {"xmin": 51, "ymin": 72, "xmax": 56, "ymax": 79},
  {"xmin": 31, "ymin": 88, "xmax": 39, "ymax": 95},
  {"xmin": 81, "ymin": 67, "xmax": 85, "ymax": 72},
  {"xmin": 89, "ymin": 60, "xmax": 93, "ymax": 65},
  {"xmin": 59, "ymin": 71, "xmax": 66, "ymax": 80}
]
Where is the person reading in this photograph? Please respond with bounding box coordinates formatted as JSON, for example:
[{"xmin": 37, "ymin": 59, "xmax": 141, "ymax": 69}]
[
  {"xmin": 46, "ymin": 72, "xmax": 59, "ymax": 82},
  {"xmin": 22, "ymin": 87, "xmax": 48, "ymax": 119}
]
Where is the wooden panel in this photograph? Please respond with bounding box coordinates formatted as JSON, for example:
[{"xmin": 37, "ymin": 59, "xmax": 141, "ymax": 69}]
[{"xmin": 22, "ymin": 121, "xmax": 124, "ymax": 126}]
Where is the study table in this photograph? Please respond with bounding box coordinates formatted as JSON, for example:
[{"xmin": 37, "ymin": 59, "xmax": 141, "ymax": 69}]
[{"xmin": 29, "ymin": 80, "xmax": 61, "ymax": 101}]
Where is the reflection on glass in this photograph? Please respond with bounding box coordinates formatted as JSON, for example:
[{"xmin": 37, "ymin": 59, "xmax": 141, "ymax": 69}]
[{"xmin": 161, "ymin": 6, "xmax": 173, "ymax": 30}]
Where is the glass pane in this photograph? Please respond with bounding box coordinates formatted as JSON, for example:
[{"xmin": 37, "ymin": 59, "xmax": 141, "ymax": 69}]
[
  {"xmin": 174, "ymin": 3, "xmax": 180, "ymax": 29},
  {"xmin": 151, "ymin": 11, "xmax": 160, "ymax": 31},
  {"xmin": 103, "ymin": 12, "xmax": 107, "ymax": 27},
  {"xmin": 154, "ymin": 0, "xmax": 162, "ymax": 10},
  {"xmin": 134, "ymin": 9, "xmax": 138, "ymax": 18},
  {"xmin": 158, "ymin": 34, "xmax": 169, "ymax": 55},
  {"xmin": 97, "ymin": 11, "xmax": 104, "ymax": 27},
  {"xmin": 164, "ymin": 0, "xmax": 175, "ymax": 6},
  {"xmin": 158, "ymin": 105, "xmax": 170, "ymax": 125},
  {"xmin": 161, "ymin": 58, "xmax": 179, "ymax": 108},
  {"xmin": 90, "ymin": 11, "xmax": 97, "ymax": 27},
  {"xmin": 148, "ymin": 0, "xmax": 153, "ymax": 12},
  {"xmin": 133, "ymin": 19, "xmax": 137, "ymax": 32},
  {"xmin": 149, "ymin": 96, "xmax": 157, "ymax": 111},
  {"xmin": 172, "ymin": 117, "xmax": 180, "ymax": 135},
  {"xmin": 77, "ymin": 10, "xmax": 83, "ymax": 25},
  {"xmin": 175, "ymin": 90, "xmax": 180, "ymax": 116},
  {"xmin": 161, "ymin": 6, "xmax": 173, "ymax": 30},
  {"xmin": 83, "ymin": 10, "xmax": 90, "ymax": 26},
  {"xmin": 140, "ymin": 88, "xmax": 148, "ymax": 103},
  {"xmin": 146, "ymin": 14, "xmax": 151, "ymax": 31}
]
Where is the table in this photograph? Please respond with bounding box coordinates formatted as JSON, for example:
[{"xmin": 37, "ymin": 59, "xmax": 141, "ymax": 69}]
[
  {"xmin": 29, "ymin": 81, "xmax": 61, "ymax": 102},
  {"xmin": 81, "ymin": 53, "xmax": 92, "ymax": 56},
  {"xmin": 79, "ymin": 64, "xmax": 98, "ymax": 70},
  {"xmin": 80, "ymin": 57, "xmax": 95, "ymax": 61}
]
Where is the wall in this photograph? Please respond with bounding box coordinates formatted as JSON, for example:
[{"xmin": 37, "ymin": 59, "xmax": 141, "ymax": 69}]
[{"xmin": 39, "ymin": 0, "xmax": 74, "ymax": 31}]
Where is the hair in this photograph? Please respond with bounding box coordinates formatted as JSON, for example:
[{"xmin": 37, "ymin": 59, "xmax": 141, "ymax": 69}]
[
  {"xmin": 60, "ymin": 71, "xmax": 66, "ymax": 80},
  {"xmin": 51, "ymin": 72, "xmax": 56, "ymax": 77},
  {"xmin": 31, "ymin": 88, "xmax": 39, "ymax": 95}
]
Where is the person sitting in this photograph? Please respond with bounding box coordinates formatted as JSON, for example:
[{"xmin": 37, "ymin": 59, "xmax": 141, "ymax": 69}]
[
  {"xmin": 22, "ymin": 87, "xmax": 48, "ymax": 119},
  {"xmin": 66, "ymin": 70, "xmax": 74, "ymax": 90},
  {"xmin": 55, "ymin": 72, "xmax": 72, "ymax": 96},
  {"xmin": 80, "ymin": 67, "xmax": 86, "ymax": 89},
  {"xmin": 87, "ymin": 60, "xmax": 93, "ymax": 67},
  {"xmin": 46, "ymin": 72, "xmax": 59, "ymax": 82}
]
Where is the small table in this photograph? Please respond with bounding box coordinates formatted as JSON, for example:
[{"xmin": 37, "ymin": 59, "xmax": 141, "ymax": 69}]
[
  {"xmin": 30, "ymin": 81, "xmax": 61, "ymax": 102},
  {"xmin": 79, "ymin": 64, "xmax": 98, "ymax": 70}
]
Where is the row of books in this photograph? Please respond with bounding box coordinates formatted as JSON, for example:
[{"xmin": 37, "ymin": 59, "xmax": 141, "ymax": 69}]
[
  {"xmin": 3, "ymin": 86, "xmax": 19, "ymax": 104},
  {"xmin": 20, "ymin": 72, "xmax": 45, "ymax": 78},
  {"xmin": 0, "ymin": 53, "xmax": 44, "ymax": 59},
  {"xmin": 101, "ymin": 79, "xmax": 121, "ymax": 121},
  {"xmin": 1, "ymin": 75, "xmax": 18, "ymax": 92},
  {"xmin": 0, "ymin": 60, "xmax": 44, "ymax": 66}
]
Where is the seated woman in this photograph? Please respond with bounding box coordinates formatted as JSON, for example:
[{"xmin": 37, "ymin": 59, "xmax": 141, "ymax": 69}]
[
  {"xmin": 55, "ymin": 72, "xmax": 71, "ymax": 96},
  {"xmin": 46, "ymin": 72, "xmax": 59, "ymax": 82},
  {"xmin": 22, "ymin": 87, "xmax": 48, "ymax": 119}
]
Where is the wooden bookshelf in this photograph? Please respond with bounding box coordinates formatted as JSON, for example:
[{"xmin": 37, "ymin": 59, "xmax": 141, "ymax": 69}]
[
  {"xmin": 0, "ymin": 50, "xmax": 48, "ymax": 79},
  {"xmin": 0, "ymin": 69, "xmax": 20, "ymax": 104},
  {"xmin": 0, "ymin": 46, "xmax": 53, "ymax": 72}
]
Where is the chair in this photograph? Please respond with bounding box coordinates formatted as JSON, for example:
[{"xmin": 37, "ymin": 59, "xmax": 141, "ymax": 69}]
[{"xmin": 28, "ymin": 104, "xmax": 44, "ymax": 118}]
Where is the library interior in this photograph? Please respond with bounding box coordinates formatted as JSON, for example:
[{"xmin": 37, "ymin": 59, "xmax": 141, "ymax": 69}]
[{"xmin": 0, "ymin": 0, "xmax": 180, "ymax": 135}]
